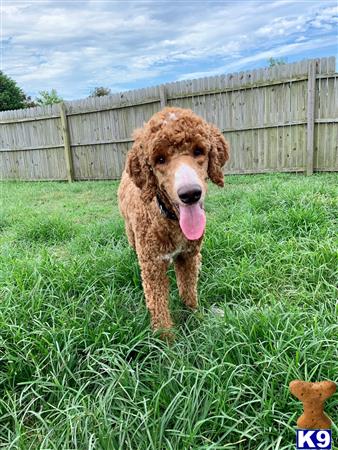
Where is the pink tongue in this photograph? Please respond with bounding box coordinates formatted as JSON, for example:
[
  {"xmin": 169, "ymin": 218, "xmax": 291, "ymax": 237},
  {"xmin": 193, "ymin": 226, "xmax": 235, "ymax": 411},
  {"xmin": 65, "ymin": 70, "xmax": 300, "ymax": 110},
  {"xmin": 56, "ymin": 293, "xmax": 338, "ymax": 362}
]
[{"xmin": 179, "ymin": 204, "xmax": 206, "ymax": 240}]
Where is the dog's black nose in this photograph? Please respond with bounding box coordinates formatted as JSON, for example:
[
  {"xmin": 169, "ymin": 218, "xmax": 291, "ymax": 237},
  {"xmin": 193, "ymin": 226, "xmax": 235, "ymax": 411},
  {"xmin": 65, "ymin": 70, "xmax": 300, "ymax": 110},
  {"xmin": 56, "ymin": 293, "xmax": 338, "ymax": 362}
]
[{"xmin": 178, "ymin": 185, "xmax": 202, "ymax": 204}]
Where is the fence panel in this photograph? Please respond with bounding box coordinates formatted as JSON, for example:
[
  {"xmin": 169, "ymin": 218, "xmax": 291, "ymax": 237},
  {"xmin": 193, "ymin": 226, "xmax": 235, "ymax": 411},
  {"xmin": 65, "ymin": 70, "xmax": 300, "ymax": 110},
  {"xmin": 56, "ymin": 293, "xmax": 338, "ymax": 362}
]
[{"xmin": 0, "ymin": 56, "xmax": 337, "ymax": 180}]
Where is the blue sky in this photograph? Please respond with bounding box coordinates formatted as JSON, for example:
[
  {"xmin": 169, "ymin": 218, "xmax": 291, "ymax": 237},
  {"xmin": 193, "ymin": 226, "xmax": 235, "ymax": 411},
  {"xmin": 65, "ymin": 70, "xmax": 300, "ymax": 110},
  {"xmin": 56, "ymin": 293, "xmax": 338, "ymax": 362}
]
[{"xmin": 1, "ymin": 0, "xmax": 337, "ymax": 100}]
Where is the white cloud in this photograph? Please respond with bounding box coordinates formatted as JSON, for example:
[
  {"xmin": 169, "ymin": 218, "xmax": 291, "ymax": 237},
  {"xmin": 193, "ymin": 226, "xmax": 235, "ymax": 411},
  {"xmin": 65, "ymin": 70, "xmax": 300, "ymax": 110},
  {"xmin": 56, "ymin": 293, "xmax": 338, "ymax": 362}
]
[
  {"xmin": 1, "ymin": 0, "xmax": 337, "ymax": 100},
  {"xmin": 256, "ymin": 16, "xmax": 307, "ymax": 37},
  {"xmin": 178, "ymin": 35, "xmax": 336, "ymax": 80},
  {"xmin": 310, "ymin": 6, "xmax": 338, "ymax": 29}
]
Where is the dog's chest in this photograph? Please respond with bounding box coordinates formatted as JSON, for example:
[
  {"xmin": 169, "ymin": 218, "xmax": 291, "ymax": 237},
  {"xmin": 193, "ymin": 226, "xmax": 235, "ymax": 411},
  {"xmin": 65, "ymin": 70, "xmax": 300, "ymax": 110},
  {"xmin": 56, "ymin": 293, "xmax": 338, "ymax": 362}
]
[
  {"xmin": 160, "ymin": 245, "xmax": 183, "ymax": 263},
  {"xmin": 159, "ymin": 237, "xmax": 199, "ymax": 264},
  {"xmin": 156, "ymin": 221, "xmax": 201, "ymax": 264}
]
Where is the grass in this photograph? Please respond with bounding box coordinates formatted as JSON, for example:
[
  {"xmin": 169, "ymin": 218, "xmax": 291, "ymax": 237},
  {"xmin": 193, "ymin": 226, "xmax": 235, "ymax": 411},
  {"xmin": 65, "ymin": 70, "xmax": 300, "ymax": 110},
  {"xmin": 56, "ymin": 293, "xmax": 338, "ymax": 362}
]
[{"xmin": 0, "ymin": 173, "xmax": 337, "ymax": 449}]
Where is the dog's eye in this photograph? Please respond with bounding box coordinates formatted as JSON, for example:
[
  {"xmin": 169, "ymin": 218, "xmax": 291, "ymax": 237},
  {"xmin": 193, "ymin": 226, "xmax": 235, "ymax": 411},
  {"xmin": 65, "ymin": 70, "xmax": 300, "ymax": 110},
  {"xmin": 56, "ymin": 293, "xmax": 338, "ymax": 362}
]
[
  {"xmin": 156, "ymin": 155, "xmax": 166, "ymax": 165},
  {"xmin": 193, "ymin": 147, "xmax": 204, "ymax": 157}
]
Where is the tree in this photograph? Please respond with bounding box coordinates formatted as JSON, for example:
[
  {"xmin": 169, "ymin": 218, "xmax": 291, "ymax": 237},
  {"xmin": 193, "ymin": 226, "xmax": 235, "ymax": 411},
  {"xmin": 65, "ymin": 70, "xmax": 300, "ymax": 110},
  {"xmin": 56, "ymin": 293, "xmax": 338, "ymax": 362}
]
[
  {"xmin": 35, "ymin": 89, "xmax": 63, "ymax": 106},
  {"xmin": 23, "ymin": 94, "xmax": 38, "ymax": 108},
  {"xmin": 89, "ymin": 86, "xmax": 112, "ymax": 97},
  {"xmin": 0, "ymin": 71, "xmax": 26, "ymax": 111},
  {"xmin": 268, "ymin": 57, "xmax": 287, "ymax": 67}
]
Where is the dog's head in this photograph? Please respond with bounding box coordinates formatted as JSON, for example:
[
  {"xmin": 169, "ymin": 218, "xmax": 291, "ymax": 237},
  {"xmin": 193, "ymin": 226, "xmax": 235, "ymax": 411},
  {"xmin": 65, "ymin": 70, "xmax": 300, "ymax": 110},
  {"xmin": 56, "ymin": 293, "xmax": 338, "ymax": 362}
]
[{"xmin": 126, "ymin": 107, "xmax": 229, "ymax": 240}]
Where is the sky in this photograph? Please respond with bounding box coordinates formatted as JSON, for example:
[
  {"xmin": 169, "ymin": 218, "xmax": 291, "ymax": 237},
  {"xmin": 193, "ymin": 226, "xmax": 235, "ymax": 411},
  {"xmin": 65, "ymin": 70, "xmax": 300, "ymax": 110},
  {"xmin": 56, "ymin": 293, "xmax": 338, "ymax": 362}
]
[{"xmin": 1, "ymin": 0, "xmax": 338, "ymax": 101}]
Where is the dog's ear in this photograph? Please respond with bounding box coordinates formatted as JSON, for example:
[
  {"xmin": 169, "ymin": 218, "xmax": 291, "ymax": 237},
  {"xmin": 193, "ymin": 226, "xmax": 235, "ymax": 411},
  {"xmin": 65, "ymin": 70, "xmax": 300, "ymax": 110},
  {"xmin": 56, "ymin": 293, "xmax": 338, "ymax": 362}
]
[
  {"xmin": 126, "ymin": 130, "xmax": 157, "ymax": 203},
  {"xmin": 208, "ymin": 125, "xmax": 229, "ymax": 187}
]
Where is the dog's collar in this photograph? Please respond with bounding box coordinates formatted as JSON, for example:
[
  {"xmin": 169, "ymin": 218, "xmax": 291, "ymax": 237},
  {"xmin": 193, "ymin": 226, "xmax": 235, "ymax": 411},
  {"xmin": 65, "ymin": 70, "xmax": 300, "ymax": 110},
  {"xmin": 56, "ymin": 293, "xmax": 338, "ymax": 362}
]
[{"xmin": 156, "ymin": 193, "xmax": 178, "ymax": 221}]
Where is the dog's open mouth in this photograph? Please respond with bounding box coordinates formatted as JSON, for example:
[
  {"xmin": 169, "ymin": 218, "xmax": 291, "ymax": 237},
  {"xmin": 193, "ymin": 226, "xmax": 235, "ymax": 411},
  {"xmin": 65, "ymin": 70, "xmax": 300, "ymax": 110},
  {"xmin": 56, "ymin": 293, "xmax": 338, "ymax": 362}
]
[{"xmin": 178, "ymin": 203, "xmax": 206, "ymax": 240}]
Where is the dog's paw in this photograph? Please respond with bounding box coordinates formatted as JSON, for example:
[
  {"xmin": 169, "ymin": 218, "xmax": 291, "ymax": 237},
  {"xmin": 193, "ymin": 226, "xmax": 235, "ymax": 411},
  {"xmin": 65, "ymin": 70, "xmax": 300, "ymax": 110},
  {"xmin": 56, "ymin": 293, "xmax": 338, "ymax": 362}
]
[{"xmin": 153, "ymin": 326, "xmax": 176, "ymax": 343}]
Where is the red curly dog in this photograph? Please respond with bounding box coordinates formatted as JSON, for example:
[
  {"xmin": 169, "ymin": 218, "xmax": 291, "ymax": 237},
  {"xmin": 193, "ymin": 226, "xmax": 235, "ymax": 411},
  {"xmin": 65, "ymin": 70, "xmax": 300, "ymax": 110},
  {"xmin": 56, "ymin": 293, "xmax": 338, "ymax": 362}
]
[{"xmin": 118, "ymin": 107, "xmax": 229, "ymax": 332}]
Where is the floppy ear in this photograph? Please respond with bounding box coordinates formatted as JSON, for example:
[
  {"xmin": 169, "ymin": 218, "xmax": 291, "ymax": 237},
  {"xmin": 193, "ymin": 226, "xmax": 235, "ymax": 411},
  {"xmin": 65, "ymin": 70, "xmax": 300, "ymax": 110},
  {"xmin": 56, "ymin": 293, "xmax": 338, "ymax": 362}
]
[
  {"xmin": 208, "ymin": 125, "xmax": 229, "ymax": 187},
  {"xmin": 126, "ymin": 130, "xmax": 157, "ymax": 203}
]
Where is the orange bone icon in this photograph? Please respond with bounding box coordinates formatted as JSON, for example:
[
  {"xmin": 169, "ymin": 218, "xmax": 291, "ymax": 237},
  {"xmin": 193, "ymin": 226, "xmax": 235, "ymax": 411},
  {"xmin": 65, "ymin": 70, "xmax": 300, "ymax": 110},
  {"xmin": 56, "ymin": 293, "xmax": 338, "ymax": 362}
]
[{"xmin": 289, "ymin": 380, "xmax": 336, "ymax": 429}]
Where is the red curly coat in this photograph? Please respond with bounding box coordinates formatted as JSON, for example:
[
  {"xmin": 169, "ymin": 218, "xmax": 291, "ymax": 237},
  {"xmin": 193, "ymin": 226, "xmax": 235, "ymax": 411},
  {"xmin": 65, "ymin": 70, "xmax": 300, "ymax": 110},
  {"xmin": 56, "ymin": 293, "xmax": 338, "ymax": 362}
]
[{"xmin": 118, "ymin": 107, "xmax": 229, "ymax": 333}]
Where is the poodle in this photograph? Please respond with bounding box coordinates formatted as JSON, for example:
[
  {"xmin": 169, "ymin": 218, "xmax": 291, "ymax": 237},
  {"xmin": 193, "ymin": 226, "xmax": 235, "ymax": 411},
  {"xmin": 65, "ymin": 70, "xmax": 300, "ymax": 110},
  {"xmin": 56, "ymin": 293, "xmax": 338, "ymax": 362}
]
[{"xmin": 118, "ymin": 107, "xmax": 229, "ymax": 333}]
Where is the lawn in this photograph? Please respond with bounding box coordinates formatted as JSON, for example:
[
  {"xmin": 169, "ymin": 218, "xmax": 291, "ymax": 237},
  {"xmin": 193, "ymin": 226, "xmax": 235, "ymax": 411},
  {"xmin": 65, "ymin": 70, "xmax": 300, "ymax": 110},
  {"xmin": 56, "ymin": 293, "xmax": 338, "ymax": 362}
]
[{"xmin": 0, "ymin": 173, "xmax": 337, "ymax": 450}]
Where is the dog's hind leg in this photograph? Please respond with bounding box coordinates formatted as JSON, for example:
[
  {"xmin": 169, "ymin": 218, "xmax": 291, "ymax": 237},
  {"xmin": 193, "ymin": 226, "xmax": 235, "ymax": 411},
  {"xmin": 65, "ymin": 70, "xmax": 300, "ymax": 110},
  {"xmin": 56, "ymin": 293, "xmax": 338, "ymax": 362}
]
[{"xmin": 125, "ymin": 223, "xmax": 136, "ymax": 249}]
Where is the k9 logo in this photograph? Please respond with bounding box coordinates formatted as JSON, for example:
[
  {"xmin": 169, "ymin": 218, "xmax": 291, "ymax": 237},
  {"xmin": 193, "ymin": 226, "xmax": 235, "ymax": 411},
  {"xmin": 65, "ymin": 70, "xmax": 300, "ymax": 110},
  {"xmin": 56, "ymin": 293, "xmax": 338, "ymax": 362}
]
[{"xmin": 296, "ymin": 429, "xmax": 332, "ymax": 449}]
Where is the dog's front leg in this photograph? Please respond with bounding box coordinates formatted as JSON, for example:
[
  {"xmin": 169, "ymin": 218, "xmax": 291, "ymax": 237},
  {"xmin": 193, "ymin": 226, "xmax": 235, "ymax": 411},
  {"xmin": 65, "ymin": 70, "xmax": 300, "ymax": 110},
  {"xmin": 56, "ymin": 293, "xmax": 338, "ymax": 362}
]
[
  {"xmin": 139, "ymin": 258, "xmax": 172, "ymax": 331},
  {"xmin": 174, "ymin": 252, "xmax": 201, "ymax": 309}
]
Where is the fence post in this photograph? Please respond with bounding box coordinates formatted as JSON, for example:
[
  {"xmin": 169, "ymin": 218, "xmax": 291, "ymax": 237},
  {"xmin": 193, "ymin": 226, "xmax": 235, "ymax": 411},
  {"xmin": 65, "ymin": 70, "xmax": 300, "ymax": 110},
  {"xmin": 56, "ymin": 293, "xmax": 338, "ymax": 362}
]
[
  {"xmin": 306, "ymin": 60, "xmax": 317, "ymax": 176},
  {"xmin": 59, "ymin": 102, "xmax": 74, "ymax": 182},
  {"xmin": 159, "ymin": 85, "xmax": 167, "ymax": 109}
]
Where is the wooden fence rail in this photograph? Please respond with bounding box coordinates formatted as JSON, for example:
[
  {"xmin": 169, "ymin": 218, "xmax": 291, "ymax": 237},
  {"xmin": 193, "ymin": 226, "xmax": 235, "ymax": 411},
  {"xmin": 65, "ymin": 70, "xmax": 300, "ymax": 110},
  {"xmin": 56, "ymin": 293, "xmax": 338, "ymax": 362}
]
[{"xmin": 0, "ymin": 56, "xmax": 337, "ymax": 181}]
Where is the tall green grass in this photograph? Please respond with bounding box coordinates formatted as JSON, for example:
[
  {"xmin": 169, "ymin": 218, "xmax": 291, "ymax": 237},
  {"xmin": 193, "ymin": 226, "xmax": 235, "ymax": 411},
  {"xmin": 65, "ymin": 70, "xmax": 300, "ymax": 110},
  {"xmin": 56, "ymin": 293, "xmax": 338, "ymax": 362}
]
[{"xmin": 0, "ymin": 174, "xmax": 337, "ymax": 449}]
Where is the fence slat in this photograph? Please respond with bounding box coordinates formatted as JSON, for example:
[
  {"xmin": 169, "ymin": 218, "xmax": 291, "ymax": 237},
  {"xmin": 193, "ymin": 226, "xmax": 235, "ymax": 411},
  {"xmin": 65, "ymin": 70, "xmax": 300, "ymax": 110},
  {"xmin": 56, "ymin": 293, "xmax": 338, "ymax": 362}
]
[
  {"xmin": 306, "ymin": 60, "xmax": 317, "ymax": 176},
  {"xmin": 59, "ymin": 102, "xmax": 74, "ymax": 182},
  {"xmin": 159, "ymin": 85, "xmax": 167, "ymax": 109}
]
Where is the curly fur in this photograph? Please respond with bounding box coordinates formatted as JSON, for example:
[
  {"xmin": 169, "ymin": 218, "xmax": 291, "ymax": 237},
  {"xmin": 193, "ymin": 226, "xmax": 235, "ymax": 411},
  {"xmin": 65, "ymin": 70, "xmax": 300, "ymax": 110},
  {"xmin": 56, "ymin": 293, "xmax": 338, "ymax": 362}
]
[{"xmin": 118, "ymin": 107, "xmax": 229, "ymax": 333}]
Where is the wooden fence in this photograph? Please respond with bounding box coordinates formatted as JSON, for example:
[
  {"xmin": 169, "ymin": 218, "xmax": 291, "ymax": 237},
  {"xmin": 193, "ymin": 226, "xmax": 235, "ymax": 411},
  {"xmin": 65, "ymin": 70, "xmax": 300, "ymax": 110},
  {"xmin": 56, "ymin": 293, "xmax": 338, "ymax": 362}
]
[{"xmin": 0, "ymin": 56, "xmax": 337, "ymax": 181}]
